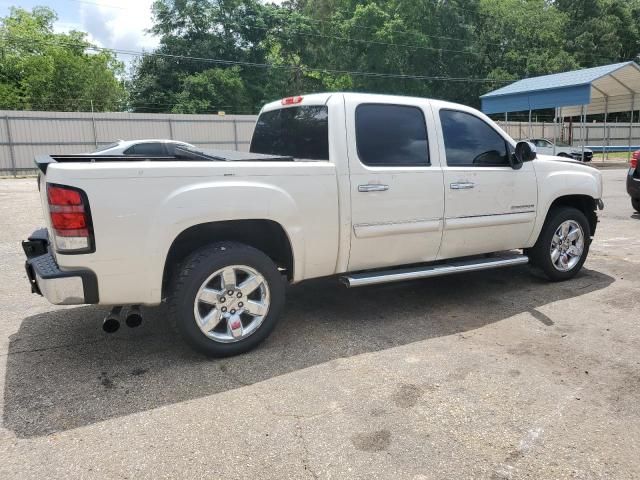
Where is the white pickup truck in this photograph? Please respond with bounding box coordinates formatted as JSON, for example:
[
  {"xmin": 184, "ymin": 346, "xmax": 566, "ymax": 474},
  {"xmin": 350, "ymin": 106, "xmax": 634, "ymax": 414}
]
[{"xmin": 23, "ymin": 93, "xmax": 604, "ymax": 356}]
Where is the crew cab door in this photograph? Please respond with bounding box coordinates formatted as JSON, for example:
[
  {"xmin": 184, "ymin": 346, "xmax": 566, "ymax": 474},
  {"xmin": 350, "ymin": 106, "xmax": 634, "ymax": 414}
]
[
  {"xmin": 434, "ymin": 107, "xmax": 537, "ymax": 259},
  {"xmin": 345, "ymin": 97, "xmax": 445, "ymax": 271}
]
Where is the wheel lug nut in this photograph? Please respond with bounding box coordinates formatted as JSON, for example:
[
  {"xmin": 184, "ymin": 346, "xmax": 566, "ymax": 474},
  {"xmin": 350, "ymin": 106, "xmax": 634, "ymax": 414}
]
[
  {"xmin": 238, "ymin": 302, "xmax": 244, "ymax": 308},
  {"xmin": 230, "ymin": 309, "xmax": 236, "ymax": 314},
  {"xmin": 237, "ymin": 292, "xmax": 242, "ymax": 298},
  {"xmin": 220, "ymin": 297, "xmax": 226, "ymax": 303},
  {"xmin": 221, "ymin": 307, "xmax": 227, "ymax": 313},
  {"xmin": 227, "ymin": 290, "xmax": 234, "ymax": 295}
]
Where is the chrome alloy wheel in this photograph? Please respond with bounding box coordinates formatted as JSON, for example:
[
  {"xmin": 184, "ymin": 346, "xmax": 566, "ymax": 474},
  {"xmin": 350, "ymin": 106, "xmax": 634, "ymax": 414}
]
[
  {"xmin": 550, "ymin": 220, "xmax": 585, "ymax": 272},
  {"xmin": 193, "ymin": 265, "xmax": 270, "ymax": 343}
]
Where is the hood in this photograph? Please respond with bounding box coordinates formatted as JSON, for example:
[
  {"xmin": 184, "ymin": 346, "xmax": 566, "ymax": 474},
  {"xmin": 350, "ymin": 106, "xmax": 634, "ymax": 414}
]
[{"xmin": 535, "ymin": 153, "xmax": 597, "ymax": 168}]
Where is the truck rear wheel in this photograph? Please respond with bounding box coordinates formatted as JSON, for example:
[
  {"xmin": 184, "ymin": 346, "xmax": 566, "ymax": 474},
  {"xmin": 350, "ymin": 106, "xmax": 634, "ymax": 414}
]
[
  {"xmin": 528, "ymin": 207, "xmax": 590, "ymax": 282},
  {"xmin": 168, "ymin": 242, "xmax": 285, "ymax": 357},
  {"xmin": 632, "ymin": 197, "xmax": 640, "ymax": 213}
]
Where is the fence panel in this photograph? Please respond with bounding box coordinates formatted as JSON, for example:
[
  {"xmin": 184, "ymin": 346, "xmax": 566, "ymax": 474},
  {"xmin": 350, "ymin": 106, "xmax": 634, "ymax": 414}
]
[{"xmin": 0, "ymin": 110, "xmax": 258, "ymax": 175}]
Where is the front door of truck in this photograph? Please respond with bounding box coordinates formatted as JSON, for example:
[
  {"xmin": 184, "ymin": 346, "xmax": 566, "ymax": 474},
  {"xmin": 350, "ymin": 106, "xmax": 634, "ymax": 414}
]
[
  {"xmin": 346, "ymin": 97, "xmax": 445, "ymax": 271},
  {"xmin": 434, "ymin": 108, "xmax": 538, "ymax": 260}
]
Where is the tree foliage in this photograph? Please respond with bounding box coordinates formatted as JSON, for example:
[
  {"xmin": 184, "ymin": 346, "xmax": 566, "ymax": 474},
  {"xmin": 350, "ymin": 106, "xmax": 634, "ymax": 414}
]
[
  {"xmin": 4, "ymin": 1, "xmax": 640, "ymax": 113},
  {"xmin": 0, "ymin": 6, "xmax": 126, "ymax": 111},
  {"xmin": 128, "ymin": 0, "xmax": 640, "ymax": 113}
]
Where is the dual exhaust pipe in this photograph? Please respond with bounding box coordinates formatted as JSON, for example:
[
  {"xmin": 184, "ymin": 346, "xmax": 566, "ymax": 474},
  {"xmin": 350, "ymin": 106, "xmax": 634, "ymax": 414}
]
[{"xmin": 103, "ymin": 305, "xmax": 143, "ymax": 333}]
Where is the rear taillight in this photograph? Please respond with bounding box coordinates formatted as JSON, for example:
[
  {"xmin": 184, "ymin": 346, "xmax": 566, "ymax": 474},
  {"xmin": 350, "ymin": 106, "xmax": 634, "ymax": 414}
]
[
  {"xmin": 47, "ymin": 183, "xmax": 94, "ymax": 253},
  {"xmin": 631, "ymin": 151, "xmax": 639, "ymax": 169}
]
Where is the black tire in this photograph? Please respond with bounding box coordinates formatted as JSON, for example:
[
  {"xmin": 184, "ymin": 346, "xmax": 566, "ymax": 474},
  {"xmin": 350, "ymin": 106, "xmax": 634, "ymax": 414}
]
[
  {"xmin": 558, "ymin": 153, "xmax": 572, "ymax": 158},
  {"xmin": 528, "ymin": 207, "xmax": 590, "ymax": 282},
  {"xmin": 632, "ymin": 197, "xmax": 640, "ymax": 213},
  {"xmin": 168, "ymin": 242, "xmax": 285, "ymax": 357}
]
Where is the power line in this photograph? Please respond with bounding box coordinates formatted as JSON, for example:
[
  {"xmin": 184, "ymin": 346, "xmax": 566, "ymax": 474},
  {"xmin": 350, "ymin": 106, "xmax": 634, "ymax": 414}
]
[{"xmin": 2, "ymin": 34, "xmax": 513, "ymax": 83}]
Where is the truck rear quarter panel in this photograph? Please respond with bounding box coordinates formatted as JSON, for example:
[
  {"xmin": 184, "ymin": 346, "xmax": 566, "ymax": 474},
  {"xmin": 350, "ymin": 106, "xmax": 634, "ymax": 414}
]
[{"xmin": 45, "ymin": 161, "xmax": 339, "ymax": 305}]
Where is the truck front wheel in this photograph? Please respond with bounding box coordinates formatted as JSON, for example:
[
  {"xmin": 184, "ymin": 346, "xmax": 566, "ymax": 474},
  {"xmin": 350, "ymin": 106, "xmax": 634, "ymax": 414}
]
[
  {"xmin": 528, "ymin": 207, "xmax": 591, "ymax": 281},
  {"xmin": 168, "ymin": 242, "xmax": 285, "ymax": 357}
]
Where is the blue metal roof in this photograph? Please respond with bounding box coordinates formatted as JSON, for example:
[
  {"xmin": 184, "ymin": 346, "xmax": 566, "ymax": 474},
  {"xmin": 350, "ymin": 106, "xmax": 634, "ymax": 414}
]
[{"xmin": 480, "ymin": 62, "xmax": 636, "ymax": 114}]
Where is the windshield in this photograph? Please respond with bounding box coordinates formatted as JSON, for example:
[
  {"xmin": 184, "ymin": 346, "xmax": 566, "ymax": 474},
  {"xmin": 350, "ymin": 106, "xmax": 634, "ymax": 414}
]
[{"xmin": 250, "ymin": 106, "xmax": 329, "ymax": 160}]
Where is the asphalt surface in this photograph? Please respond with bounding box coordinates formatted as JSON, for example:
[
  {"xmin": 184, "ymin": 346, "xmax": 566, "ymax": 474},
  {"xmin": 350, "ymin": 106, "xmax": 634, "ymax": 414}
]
[{"xmin": 0, "ymin": 170, "xmax": 638, "ymax": 479}]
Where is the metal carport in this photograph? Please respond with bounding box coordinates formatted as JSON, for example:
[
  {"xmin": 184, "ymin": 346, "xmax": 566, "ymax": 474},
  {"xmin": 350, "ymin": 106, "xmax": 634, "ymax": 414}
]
[{"xmin": 480, "ymin": 61, "xmax": 640, "ymax": 160}]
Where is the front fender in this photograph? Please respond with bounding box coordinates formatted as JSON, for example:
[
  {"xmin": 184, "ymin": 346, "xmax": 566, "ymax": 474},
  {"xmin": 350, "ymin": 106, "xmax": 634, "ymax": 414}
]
[{"xmin": 526, "ymin": 165, "xmax": 602, "ymax": 246}]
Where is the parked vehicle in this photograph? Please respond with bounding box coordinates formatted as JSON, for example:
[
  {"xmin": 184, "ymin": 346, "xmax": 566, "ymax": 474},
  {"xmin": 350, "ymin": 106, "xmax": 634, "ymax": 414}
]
[
  {"xmin": 627, "ymin": 150, "xmax": 640, "ymax": 212},
  {"xmin": 88, "ymin": 139, "xmax": 196, "ymax": 156},
  {"xmin": 529, "ymin": 138, "xmax": 593, "ymax": 162},
  {"xmin": 23, "ymin": 93, "xmax": 604, "ymax": 357}
]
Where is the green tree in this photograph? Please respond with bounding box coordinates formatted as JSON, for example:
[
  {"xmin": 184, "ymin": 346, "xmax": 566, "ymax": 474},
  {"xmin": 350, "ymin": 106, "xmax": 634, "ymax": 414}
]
[
  {"xmin": 171, "ymin": 66, "xmax": 251, "ymax": 113},
  {"xmin": 0, "ymin": 6, "xmax": 126, "ymax": 111},
  {"xmin": 130, "ymin": 0, "xmax": 640, "ymax": 112}
]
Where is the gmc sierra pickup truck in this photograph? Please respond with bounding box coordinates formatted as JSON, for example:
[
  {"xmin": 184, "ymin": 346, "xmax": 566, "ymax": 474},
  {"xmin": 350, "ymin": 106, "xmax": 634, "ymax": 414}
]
[{"xmin": 23, "ymin": 93, "xmax": 604, "ymax": 356}]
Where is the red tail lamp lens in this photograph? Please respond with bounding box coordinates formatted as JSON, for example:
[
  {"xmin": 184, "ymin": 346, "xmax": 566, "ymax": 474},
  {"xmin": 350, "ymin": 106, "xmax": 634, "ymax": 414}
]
[
  {"xmin": 631, "ymin": 151, "xmax": 639, "ymax": 169},
  {"xmin": 46, "ymin": 184, "xmax": 93, "ymax": 252},
  {"xmin": 48, "ymin": 186, "xmax": 82, "ymax": 205},
  {"xmin": 50, "ymin": 212, "xmax": 87, "ymax": 230}
]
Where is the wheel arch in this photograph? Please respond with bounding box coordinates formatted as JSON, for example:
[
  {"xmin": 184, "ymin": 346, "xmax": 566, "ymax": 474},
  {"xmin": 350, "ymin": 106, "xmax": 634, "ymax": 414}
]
[
  {"xmin": 162, "ymin": 219, "xmax": 295, "ymax": 299},
  {"xmin": 527, "ymin": 193, "xmax": 598, "ymax": 248},
  {"xmin": 547, "ymin": 194, "xmax": 598, "ymax": 236}
]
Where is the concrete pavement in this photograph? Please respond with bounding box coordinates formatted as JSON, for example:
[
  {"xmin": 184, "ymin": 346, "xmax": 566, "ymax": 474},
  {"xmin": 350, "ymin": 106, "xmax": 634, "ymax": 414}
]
[{"xmin": 0, "ymin": 170, "xmax": 638, "ymax": 479}]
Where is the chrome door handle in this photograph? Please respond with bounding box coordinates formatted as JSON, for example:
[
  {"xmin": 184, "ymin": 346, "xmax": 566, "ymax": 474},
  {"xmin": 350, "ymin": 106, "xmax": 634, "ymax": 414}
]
[
  {"xmin": 358, "ymin": 184, "xmax": 389, "ymax": 192},
  {"xmin": 450, "ymin": 182, "xmax": 475, "ymax": 190}
]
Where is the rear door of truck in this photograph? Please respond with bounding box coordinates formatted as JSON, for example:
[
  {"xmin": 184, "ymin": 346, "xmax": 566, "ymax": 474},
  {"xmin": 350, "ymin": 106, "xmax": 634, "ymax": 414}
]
[{"xmin": 344, "ymin": 95, "xmax": 445, "ymax": 271}]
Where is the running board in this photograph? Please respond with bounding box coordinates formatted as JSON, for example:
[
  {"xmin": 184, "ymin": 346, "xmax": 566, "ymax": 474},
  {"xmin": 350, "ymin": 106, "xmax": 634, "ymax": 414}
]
[{"xmin": 341, "ymin": 254, "xmax": 529, "ymax": 288}]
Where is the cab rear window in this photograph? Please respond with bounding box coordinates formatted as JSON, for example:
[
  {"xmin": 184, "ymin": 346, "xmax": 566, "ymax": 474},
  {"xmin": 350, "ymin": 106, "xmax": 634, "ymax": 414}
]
[{"xmin": 250, "ymin": 106, "xmax": 329, "ymax": 160}]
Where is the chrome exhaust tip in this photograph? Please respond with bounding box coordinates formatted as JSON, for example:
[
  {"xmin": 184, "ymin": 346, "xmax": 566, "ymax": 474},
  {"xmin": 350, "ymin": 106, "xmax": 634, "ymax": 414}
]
[
  {"xmin": 103, "ymin": 306, "xmax": 122, "ymax": 333},
  {"xmin": 125, "ymin": 305, "xmax": 142, "ymax": 328}
]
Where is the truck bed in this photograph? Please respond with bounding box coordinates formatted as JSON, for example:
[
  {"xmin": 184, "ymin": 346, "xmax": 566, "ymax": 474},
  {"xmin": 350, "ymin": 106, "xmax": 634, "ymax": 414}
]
[{"xmin": 35, "ymin": 147, "xmax": 296, "ymax": 173}]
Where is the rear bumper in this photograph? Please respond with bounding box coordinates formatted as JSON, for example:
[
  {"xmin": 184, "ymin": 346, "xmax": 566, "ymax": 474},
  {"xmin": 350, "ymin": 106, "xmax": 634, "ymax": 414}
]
[
  {"xmin": 23, "ymin": 229, "xmax": 98, "ymax": 305},
  {"xmin": 627, "ymin": 168, "xmax": 640, "ymax": 198}
]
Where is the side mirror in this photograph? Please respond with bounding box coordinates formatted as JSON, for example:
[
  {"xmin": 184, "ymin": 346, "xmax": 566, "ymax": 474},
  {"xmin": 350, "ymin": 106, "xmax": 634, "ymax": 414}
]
[{"xmin": 514, "ymin": 141, "xmax": 537, "ymax": 165}]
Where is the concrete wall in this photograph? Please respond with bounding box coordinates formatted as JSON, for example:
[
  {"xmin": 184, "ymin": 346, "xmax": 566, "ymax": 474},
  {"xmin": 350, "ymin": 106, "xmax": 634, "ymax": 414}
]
[{"xmin": 0, "ymin": 110, "xmax": 258, "ymax": 175}]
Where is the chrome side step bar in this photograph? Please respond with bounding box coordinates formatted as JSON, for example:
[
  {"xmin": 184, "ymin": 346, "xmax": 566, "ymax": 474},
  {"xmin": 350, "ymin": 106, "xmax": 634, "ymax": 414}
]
[{"xmin": 341, "ymin": 254, "xmax": 529, "ymax": 288}]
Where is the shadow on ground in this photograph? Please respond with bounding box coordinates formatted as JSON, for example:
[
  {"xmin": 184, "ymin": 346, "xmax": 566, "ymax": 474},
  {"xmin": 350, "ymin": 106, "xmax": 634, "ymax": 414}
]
[{"xmin": 3, "ymin": 266, "xmax": 613, "ymax": 438}]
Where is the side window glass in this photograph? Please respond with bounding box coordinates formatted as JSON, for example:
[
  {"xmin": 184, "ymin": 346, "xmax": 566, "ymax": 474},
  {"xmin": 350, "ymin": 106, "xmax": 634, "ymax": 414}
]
[
  {"xmin": 439, "ymin": 110, "xmax": 510, "ymax": 167},
  {"xmin": 129, "ymin": 143, "xmax": 166, "ymax": 156},
  {"xmin": 355, "ymin": 104, "xmax": 429, "ymax": 167}
]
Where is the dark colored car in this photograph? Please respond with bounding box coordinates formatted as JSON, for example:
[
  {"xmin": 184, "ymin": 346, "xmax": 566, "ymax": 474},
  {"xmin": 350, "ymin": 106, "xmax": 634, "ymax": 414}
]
[{"xmin": 627, "ymin": 150, "xmax": 640, "ymax": 212}]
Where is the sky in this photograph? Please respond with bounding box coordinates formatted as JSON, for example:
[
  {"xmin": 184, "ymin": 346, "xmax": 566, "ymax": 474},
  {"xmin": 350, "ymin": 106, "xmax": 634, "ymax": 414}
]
[
  {"xmin": 1, "ymin": 0, "xmax": 286, "ymax": 52},
  {"xmin": 1, "ymin": 0, "xmax": 160, "ymax": 56}
]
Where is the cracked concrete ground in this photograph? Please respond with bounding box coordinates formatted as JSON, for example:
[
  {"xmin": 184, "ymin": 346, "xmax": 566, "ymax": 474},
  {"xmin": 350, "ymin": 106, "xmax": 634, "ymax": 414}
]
[{"xmin": 0, "ymin": 170, "xmax": 638, "ymax": 479}]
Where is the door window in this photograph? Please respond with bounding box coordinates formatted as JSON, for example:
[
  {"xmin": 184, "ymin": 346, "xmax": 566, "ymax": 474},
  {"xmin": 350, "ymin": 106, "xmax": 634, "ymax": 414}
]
[
  {"xmin": 439, "ymin": 110, "xmax": 510, "ymax": 167},
  {"xmin": 355, "ymin": 104, "xmax": 429, "ymax": 167}
]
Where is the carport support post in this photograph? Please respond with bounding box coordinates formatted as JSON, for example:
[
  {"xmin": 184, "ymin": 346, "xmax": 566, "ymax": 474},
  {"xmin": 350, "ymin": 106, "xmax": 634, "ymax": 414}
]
[
  {"xmin": 628, "ymin": 94, "xmax": 635, "ymax": 163},
  {"xmin": 528, "ymin": 109, "xmax": 532, "ymax": 138},
  {"xmin": 580, "ymin": 105, "xmax": 585, "ymax": 161},
  {"xmin": 553, "ymin": 107, "xmax": 559, "ymax": 155},
  {"xmin": 603, "ymin": 97, "xmax": 609, "ymax": 162}
]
